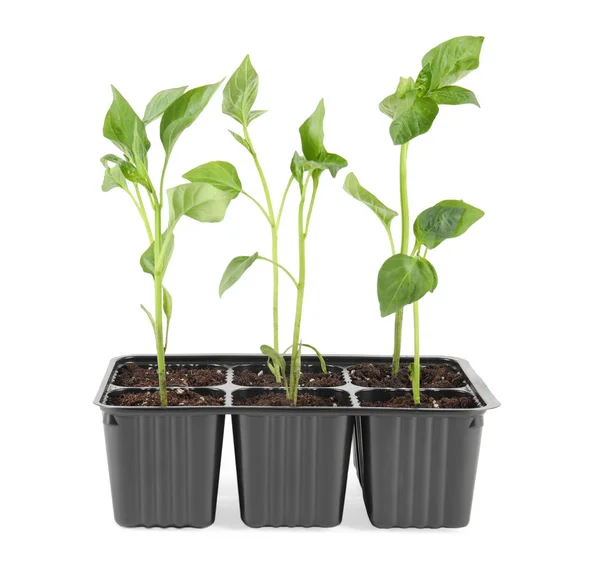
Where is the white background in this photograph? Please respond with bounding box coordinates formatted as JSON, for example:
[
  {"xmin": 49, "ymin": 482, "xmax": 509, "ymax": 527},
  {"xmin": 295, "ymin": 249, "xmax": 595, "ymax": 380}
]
[{"xmin": 1, "ymin": 0, "xmax": 598, "ymax": 574}]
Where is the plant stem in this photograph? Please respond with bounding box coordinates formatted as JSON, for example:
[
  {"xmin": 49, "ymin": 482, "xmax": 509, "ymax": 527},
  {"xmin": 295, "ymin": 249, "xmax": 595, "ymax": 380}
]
[
  {"xmin": 153, "ymin": 205, "xmax": 167, "ymax": 407},
  {"xmin": 241, "ymin": 191, "xmax": 271, "ymax": 223},
  {"xmin": 413, "ymin": 300, "xmax": 420, "ymax": 405},
  {"xmin": 276, "ymin": 176, "xmax": 294, "ymax": 229},
  {"xmin": 133, "ymin": 183, "xmax": 154, "ymax": 243},
  {"xmin": 288, "ymin": 177, "xmax": 310, "ymax": 403},
  {"xmin": 256, "ymin": 256, "xmax": 299, "ymax": 288},
  {"xmin": 159, "ymin": 155, "xmax": 170, "ymax": 207},
  {"xmin": 243, "ymin": 125, "xmax": 280, "ymax": 353},
  {"xmin": 392, "ymin": 143, "xmax": 410, "ymax": 375}
]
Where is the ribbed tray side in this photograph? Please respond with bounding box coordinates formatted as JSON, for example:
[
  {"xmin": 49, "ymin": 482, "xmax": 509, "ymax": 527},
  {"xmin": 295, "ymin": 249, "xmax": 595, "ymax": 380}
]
[
  {"xmin": 103, "ymin": 411, "xmax": 225, "ymax": 528},
  {"xmin": 232, "ymin": 414, "xmax": 354, "ymax": 527},
  {"xmin": 360, "ymin": 413, "xmax": 483, "ymax": 528}
]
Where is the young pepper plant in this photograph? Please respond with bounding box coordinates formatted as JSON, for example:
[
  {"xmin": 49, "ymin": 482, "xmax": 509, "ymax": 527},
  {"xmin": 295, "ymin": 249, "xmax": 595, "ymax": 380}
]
[
  {"xmin": 377, "ymin": 200, "xmax": 483, "ymax": 402},
  {"xmin": 343, "ymin": 35, "xmax": 484, "ymax": 385},
  {"xmin": 101, "ymin": 82, "xmax": 240, "ymax": 407},
  {"xmin": 192, "ymin": 56, "xmax": 292, "ymax": 383},
  {"xmin": 218, "ymin": 99, "xmax": 346, "ymax": 403}
]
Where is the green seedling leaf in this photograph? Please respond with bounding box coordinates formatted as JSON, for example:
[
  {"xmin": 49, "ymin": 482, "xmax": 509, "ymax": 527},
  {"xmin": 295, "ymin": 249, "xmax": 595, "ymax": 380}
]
[
  {"xmin": 168, "ymin": 182, "xmax": 237, "ymax": 226},
  {"xmin": 140, "ymin": 233, "xmax": 175, "ymax": 276},
  {"xmin": 101, "ymin": 164, "xmax": 128, "ymax": 192},
  {"xmin": 140, "ymin": 304, "xmax": 156, "ymax": 330},
  {"xmin": 143, "ymin": 86, "xmax": 188, "ymax": 124},
  {"xmin": 379, "ymin": 77, "xmax": 415, "ymax": 119},
  {"xmin": 100, "ymin": 154, "xmax": 141, "ymax": 183},
  {"xmin": 183, "ymin": 161, "xmax": 243, "ymax": 196},
  {"xmin": 415, "ymin": 63, "xmax": 432, "ymax": 96},
  {"xmin": 223, "ymin": 55, "xmax": 260, "ymax": 125},
  {"xmin": 219, "ymin": 253, "xmax": 258, "ymax": 297},
  {"xmin": 414, "ymin": 200, "xmax": 484, "ymax": 249},
  {"xmin": 422, "ymin": 36, "xmax": 484, "ymax": 90},
  {"xmin": 228, "ymin": 130, "xmax": 252, "ymax": 152},
  {"xmin": 248, "ymin": 109, "xmax": 267, "ymax": 123},
  {"xmin": 428, "ymin": 86, "xmax": 479, "ymax": 106},
  {"xmin": 160, "ymin": 80, "xmax": 223, "ymax": 156},
  {"xmin": 300, "ymin": 343, "xmax": 327, "ymax": 373},
  {"xmin": 103, "ymin": 86, "xmax": 150, "ymax": 164},
  {"xmin": 389, "ymin": 92, "xmax": 439, "ymax": 145},
  {"xmin": 290, "ymin": 152, "xmax": 305, "ymax": 184},
  {"xmin": 163, "ymin": 286, "xmax": 173, "ymax": 351},
  {"xmin": 343, "ymin": 173, "xmax": 398, "ymax": 230},
  {"xmin": 377, "ymin": 254, "xmax": 438, "ymax": 317},
  {"xmin": 260, "ymin": 344, "xmax": 287, "ymax": 384},
  {"xmin": 298, "ymin": 99, "xmax": 347, "ymax": 177}
]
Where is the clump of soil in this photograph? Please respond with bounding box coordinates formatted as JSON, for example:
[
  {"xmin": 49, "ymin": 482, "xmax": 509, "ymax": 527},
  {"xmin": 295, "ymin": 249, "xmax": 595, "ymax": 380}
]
[
  {"xmin": 235, "ymin": 392, "xmax": 350, "ymax": 407},
  {"xmin": 360, "ymin": 393, "xmax": 476, "ymax": 409},
  {"xmin": 107, "ymin": 389, "xmax": 224, "ymax": 407},
  {"xmin": 114, "ymin": 363, "xmax": 226, "ymax": 387},
  {"xmin": 349, "ymin": 363, "xmax": 466, "ymax": 388},
  {"xmin": 234, "ymin": 368, "xmax": 345, "ymax": 387}
]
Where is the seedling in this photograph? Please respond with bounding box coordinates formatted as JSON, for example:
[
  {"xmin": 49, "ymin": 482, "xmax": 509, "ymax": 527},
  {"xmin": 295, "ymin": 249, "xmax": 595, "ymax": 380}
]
[
  {"xmin": 343, "ymin": 35, "xmax": 484, "ymax": 403},
  {"xmin": 217, "ymin": 92, "xmax": 346, "ymax": 403},
  {"xmin": 101, "ymin": 82, "xmax": 239, "ymax": 406},
  {"xmin": 191, "ymin": 56, "xmax": 290, "ymax": 382}
]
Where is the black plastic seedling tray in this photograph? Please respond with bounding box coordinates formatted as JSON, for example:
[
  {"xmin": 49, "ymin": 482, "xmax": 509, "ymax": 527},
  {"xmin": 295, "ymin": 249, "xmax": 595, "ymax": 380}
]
[
  {"xmin": 95, "ymin": 353, "xmax": 499, "ymax": 414},
  {"xmin": 95, "ymin": 354, "xmax": 499, "ymax": 528}
]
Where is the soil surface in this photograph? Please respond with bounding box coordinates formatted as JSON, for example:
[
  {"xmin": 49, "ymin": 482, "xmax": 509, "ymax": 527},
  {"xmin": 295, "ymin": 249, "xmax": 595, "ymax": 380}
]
[
  {"xmin": 114, "ymin": 364, "xmax": 226, "ymax": 387},
  {"xmin": 360, "ymin": 393, "xmax": 476, "ymax": 409},
  {"xmin": 234, "ymin": 391, "xmax": 350, "ymax": 407},
  {"xmin": 107, "ymin": 389, "xmax": 224, "ymax": 407},
  {"xmin": 234, "ymin": 369, "xmax": 344, "ymax": 387},
  {"xmin": 349, "ymin": 363, "xmax": 466, "ymax": 388}
]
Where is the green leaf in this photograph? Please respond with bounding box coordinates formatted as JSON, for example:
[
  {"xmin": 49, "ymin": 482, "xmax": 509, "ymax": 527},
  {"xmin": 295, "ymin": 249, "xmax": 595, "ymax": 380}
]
[
  {"xmin": 228, "ymin": 130, "xmax": 252, "ymax": 152},
  {"xmin": 143, "ymin": 86, "xmax": 188, "ymax": 124},
  {"xmin": 102, "ymin": 164, "xmax": 128, "ymax": 192},
  {"xmin": 260, "ymin": 344, "xmax": 287, "ymax": 384},
  {"xmin": 163, "ymin": 286, "xmax": 173, "ymax": 351},
  {"xmin": 248, "ymin": 109, "xmax": 267, "ymax": 123},
  {"xmin": 290, "ymin": 152, "xmax": 304, "ymax": 184},
  {"xmin": 103, "ymin": 86, "xmax": 150, "ymax": 163},
  {"xmin": 428, "ymin": 86, "xmax": 479, "ymax": 107},
  {"xmin": 389, "ymin": 93, "xmax": 439, "ymax": 145},
  {"xmin": 415, "ymin": 63, "xmax": 432, "ymax": 96},
  {"xmin": 183, "ymin": 161, "xmax": 242, "ymax": 196},
  {"xmin": 377, "ymin": 254, "xmax": 437, "ymax": 317},
  {"xmin": 168, "ymin": 182, "xmax": 236, "ymax": 226},
  {"xmin": 343, "ymin": 173, "xmax": 397, "ymax": 230},
  {"xmin": 298, "ymin": 99, "xmax": 347, "ymax": 177},
  {"xmin": 222, "ymin": 55, "xmax": 259, "ymax": 125},
  {"xmin": 414, "ymin": 200, "xmax": 484, "ymax": 249},
  {"xmin": 379, "ymin": 77, "xmax": 415, "ymax": 119},
  {"xmin": 219, "ymin": 253, "xmax": 258, "ymax": 297},
  {"xmin": 140, "ymin": 233, "xmax": 175, "ymax": 276},
  {"xmin": 422, "ymin": 36, "xmax": 484, "ymax": 90},
  {"xmin": 101, "ymin": 154, "xmax": 136, "ymax": 181},
  {"xmin": 140, "ymin": 304, "xmax": 156, "ymax": 330},
  {"xmin": 163, "ymin": 286, "xmax": 172, "ymax": 320},
  {"xmin": 300, "ymin": 343, "xmax": 327, "ymax": 373},
  {"xmin": 160, "ymin": 81, "xmax": 223, "ymax": 156}
]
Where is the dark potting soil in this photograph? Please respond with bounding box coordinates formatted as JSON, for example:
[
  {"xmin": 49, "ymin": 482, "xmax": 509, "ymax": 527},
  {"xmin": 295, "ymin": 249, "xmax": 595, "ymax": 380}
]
[
  {"xmin": 234, "ymin": 369, "xmax": 345, "ymax": 387},
  {"xmin": 114, "ymin": 363, "xmax": 226, "ymax": 387},
  {"xmin": 107, "ymin": 389, "xmax": 224, "ymax": 407},
  {"xmin": 299, "ymin": 372, "xmax": 345, "ymax": 387},
  {"xmin": 234, "ymin": 392, "xmax": 351, "ymax": 407},
  {"xmin": 360, "ymin": 393, "xmax": 477, "ymax": 409},
  {"xmin": 349, "ymin": 363, "xmax": 466, "ymax": 388}
]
